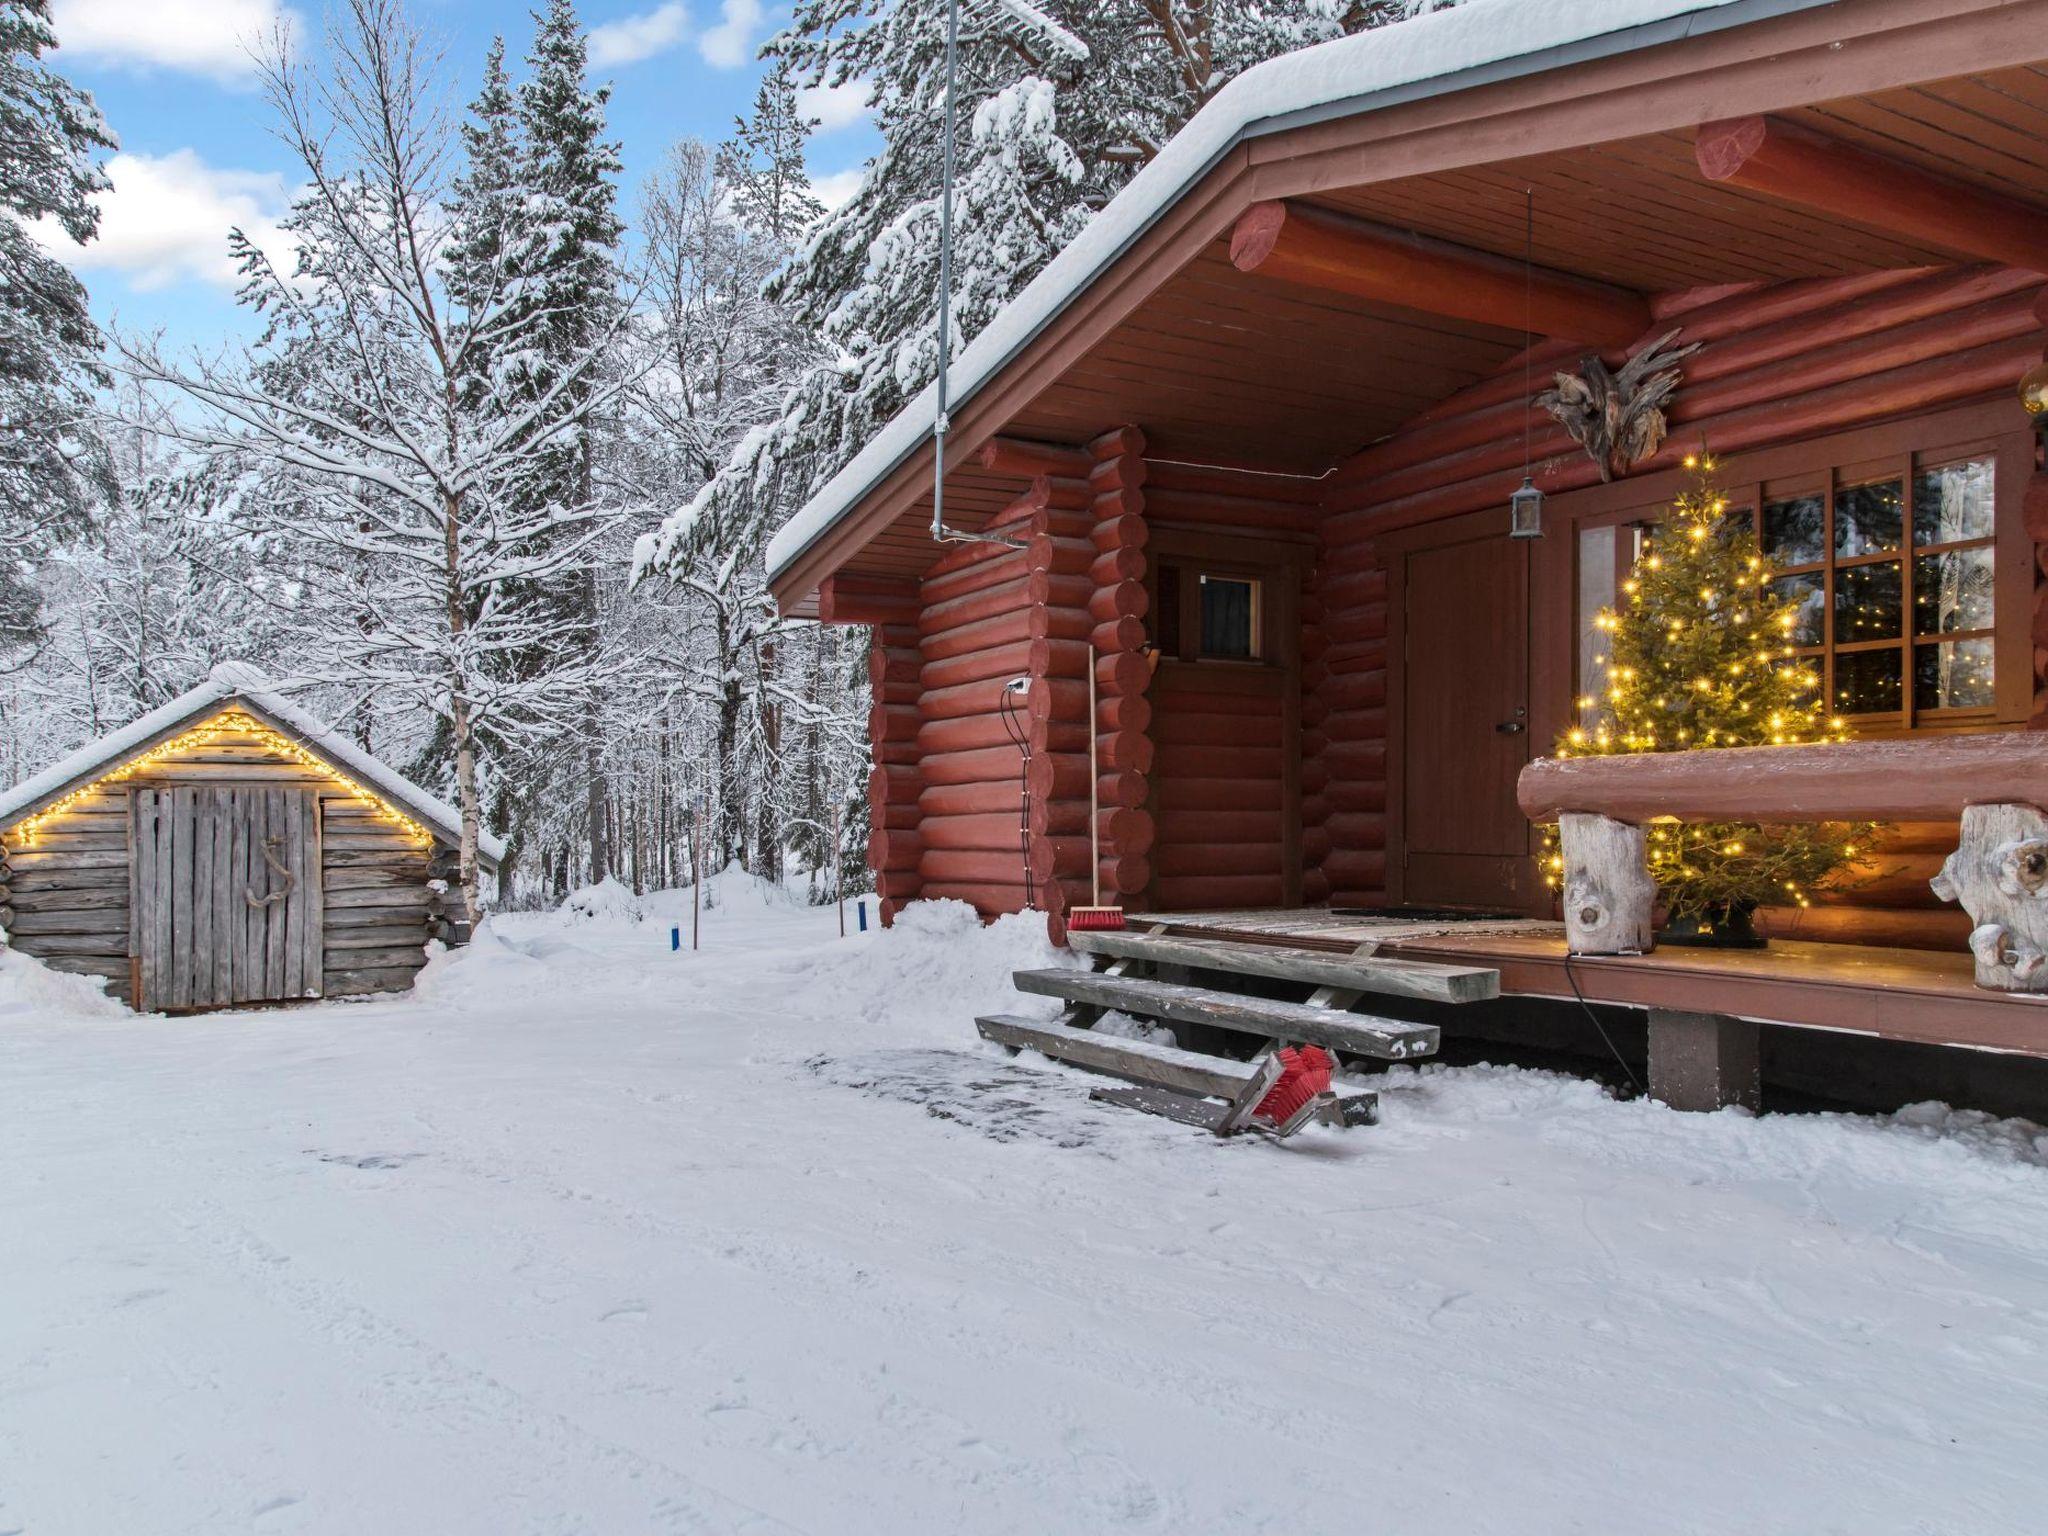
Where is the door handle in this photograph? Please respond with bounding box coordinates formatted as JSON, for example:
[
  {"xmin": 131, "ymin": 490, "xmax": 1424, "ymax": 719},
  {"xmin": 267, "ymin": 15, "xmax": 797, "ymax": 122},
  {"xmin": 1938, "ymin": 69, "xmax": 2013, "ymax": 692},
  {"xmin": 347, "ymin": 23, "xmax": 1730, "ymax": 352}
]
[{"xmin": 1495, "ymin": 720, "xmax": 1526, "ymax": 735}]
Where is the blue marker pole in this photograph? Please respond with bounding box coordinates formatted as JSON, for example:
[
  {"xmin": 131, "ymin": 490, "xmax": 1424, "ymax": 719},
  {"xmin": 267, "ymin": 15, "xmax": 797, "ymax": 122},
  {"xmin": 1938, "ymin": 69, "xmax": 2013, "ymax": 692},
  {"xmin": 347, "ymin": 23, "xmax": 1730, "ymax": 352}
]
[
  {"xmin": 857, "ymin": 898, "xmax": 868, "ymax": 933},
  {"xmin": 670, "ymin": 926, "xmax": 680, "ymax": 952}
]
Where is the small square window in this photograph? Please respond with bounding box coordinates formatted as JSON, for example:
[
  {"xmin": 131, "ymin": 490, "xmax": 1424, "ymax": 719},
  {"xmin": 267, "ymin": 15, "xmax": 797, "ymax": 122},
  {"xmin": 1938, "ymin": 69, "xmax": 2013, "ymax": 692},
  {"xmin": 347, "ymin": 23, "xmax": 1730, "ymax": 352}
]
[
  {"xmin": 1914, "ymin": 459, "xmax": 1995, "ymax": 547},
  {"xmin": 1199, "ymin": 575, "xmax": 1259, "ymax": 660},
  {"xmin": 1835, "ymin": 478, "xmax": 1904, "ymax": 558}
]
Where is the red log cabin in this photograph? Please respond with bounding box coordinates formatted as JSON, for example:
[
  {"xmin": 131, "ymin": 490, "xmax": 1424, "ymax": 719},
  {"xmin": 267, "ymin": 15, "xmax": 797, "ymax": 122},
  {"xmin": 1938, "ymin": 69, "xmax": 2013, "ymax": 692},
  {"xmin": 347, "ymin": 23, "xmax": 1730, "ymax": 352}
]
[{"xmin": 765, "ymin": 0, "xmax": 2048, "ymax": 1089}]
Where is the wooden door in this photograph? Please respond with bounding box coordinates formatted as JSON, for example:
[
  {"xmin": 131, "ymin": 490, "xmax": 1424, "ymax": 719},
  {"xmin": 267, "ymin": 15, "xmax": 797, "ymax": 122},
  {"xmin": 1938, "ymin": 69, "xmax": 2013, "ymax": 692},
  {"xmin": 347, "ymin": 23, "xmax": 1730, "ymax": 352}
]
[
  {"xmin": 131, "ymin": 785, "xmax": 324, "ymax": 1012},
  {"xmin": 1146, "ymin": 531, "xmax": 1306, "ymax": 911},
  {"xmin": 1401, "ymin": 534, "xmax": 1536, "ymax": 909}
]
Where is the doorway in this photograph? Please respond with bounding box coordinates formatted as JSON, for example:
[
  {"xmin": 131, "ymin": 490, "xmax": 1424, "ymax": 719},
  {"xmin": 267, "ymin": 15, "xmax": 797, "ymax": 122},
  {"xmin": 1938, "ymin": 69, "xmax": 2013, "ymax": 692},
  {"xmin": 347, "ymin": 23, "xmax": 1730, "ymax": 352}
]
[
  {"xmin": 1145, "ymin": 529, "xmax": 1307, "ymax": 911},
  {"xmin": 1400, "ymin": 530, "xmax": 1537, "ymax": 910},
  {"xmin": 131, "ymin": 784, "xmax": 326, "ymax": 1011}
]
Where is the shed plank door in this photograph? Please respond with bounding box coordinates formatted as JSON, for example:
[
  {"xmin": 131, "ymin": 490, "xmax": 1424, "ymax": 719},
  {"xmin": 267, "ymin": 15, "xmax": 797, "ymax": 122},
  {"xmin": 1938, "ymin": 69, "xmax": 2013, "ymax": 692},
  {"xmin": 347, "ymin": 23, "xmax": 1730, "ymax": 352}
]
[
  {"xmin": 1401, "ymin": 535, "xmax": 1535, "ymax": 910},
  {"xmin": 131, "ymin": 785, "xmax": 323, "ymax": 1012}
]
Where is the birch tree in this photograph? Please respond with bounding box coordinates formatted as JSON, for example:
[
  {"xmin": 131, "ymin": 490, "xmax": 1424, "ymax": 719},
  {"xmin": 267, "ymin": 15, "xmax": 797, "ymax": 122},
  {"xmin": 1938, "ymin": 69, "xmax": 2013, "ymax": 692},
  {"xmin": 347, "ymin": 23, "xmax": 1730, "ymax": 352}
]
[{"xmin": 116, "ymin": 0, "xmax": 632, "ymax": 922}]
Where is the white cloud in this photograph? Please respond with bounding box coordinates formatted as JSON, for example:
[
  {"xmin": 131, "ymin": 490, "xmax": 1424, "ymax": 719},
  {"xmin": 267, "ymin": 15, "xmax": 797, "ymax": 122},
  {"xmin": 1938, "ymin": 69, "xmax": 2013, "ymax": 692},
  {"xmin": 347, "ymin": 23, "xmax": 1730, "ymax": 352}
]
[
  {"xmin": 798, "ymin": 79, "xmax": 871, "ymax": 135},
  {"xmin": 51, "ymin": 0, "xmax": 296, "ymax": 81},
  {"xmin": 587, "ymin": 2, "xmax": 691, "ymax": 69},
  {"xmin": 39, "ymin": 150, "xmax": 294, "ymax": 293},
  {"xmin": 812, "ymin": 167, "xmax": 866, "ymax": 214},
  {"xmin": 697, "ymin": 0, "xmax": 764, "ymax": 69}
]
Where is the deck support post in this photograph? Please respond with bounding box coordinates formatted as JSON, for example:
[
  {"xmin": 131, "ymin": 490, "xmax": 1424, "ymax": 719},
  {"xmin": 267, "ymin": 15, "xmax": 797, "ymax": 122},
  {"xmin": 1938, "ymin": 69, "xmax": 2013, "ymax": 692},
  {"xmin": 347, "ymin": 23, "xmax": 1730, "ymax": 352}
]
[
  {"xmin": 1647, "ymin": 1008, "xmax": 1760, "ymax": 1112},
  {"xmin": 1557, "ymin": 812, "xmax": 1655, "ymax": 955}
]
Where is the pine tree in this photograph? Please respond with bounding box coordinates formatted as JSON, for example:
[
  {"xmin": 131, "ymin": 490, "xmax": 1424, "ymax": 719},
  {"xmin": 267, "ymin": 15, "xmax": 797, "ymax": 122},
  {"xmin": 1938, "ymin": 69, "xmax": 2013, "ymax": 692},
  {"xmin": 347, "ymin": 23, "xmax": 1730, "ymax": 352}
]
[
  {"xmin": 504, "ymin": 0, "xmax": 627, "ymax": 883},
  {"xmin": 717, "ymin": 62, "xmax": 825, "ymax": 241},
  {"xmin": 0, "ymin": 0, "xmax": 117, "ymax": 649},
  {"xmin": 1552, "ymin": 452, "xmax": 1873, "ymax": 925}
]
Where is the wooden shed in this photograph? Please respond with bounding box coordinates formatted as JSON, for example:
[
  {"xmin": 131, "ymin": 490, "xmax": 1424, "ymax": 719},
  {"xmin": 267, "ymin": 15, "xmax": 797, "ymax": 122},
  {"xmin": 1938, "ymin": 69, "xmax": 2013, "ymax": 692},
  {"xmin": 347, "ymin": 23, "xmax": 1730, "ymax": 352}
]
[
  {"xmin": 0, "ymin": 664, "xmax": 501, "ymax": 1012},
  {"xmin": 763, "ymin": 0, "xmax": 2048, "ymax": 1097}
]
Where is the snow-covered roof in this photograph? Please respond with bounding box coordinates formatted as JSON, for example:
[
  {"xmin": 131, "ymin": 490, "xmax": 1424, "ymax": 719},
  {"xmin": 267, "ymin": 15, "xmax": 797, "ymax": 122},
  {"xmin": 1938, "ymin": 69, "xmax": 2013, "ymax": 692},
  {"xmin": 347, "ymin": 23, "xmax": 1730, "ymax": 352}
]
[
  {"xmin": 766, "ymin": 0, "xmax": 1822, "ymax": 585},
  {"xmin": 0, "ymin": 662, "xmax": 505, "ymax": 866}
]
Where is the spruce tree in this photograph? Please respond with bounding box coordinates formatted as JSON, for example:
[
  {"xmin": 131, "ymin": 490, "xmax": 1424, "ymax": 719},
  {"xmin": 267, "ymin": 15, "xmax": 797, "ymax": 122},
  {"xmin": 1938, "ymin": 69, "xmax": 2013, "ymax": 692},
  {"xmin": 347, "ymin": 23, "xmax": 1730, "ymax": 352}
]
[
  {"xmin": 1554, "ymin": 453, "xmax": 1873, "ymax": 926},
  {"xmin": 717, "ymin": 62, "xmax": 825, "ymax": 242},
  {"xmin": 0, "ymin": 0, "xmax": 116, "ymax": 646}
]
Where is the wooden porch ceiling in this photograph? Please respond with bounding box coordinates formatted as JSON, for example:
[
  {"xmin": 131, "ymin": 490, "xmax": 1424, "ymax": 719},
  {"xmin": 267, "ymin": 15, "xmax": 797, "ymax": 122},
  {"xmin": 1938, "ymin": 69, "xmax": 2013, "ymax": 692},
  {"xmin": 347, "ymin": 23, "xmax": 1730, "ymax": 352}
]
[{"xmin": 822, "ymin": 60, "xmax": 2048, "ymax": 590}]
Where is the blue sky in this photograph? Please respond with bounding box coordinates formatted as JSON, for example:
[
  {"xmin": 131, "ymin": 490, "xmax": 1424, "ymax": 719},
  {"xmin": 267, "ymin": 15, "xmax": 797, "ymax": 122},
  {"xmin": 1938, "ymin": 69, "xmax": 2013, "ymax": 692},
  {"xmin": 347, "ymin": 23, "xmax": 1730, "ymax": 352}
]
[{"xmin": 40, "ymin": 0, "xmax": 876, "ymax": 350}]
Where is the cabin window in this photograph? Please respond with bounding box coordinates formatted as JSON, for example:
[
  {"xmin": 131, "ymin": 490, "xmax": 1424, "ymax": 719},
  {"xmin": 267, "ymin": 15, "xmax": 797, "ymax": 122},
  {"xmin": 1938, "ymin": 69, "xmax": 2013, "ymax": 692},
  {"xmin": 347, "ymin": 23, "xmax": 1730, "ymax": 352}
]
[
  {"xmin": 1574, "ymin": 436, "xmax": 2013, "ymax": 736},
  {"xmin": 1150, "ymin": 561, "xmax": 1263, "ymax": 661},
  {"xmin": 1199, "ymin": 575, "xmax": 1260, "ymax": 659},
  {"xmin": 1752, "ymin": 454, "xmax": 1997, "ymax": 724}
]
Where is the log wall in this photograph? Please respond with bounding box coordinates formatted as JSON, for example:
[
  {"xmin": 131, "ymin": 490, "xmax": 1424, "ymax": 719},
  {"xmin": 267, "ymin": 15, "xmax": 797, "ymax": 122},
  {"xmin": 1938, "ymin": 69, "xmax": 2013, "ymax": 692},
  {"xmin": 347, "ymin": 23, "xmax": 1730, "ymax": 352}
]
[
  {"xmin": 0, "ymin": 719, "xmax": 465, "ymax": 1006},
  {"xmin": 1320, "ymin": 263, "xmax": 2048, "ymax": 948}
]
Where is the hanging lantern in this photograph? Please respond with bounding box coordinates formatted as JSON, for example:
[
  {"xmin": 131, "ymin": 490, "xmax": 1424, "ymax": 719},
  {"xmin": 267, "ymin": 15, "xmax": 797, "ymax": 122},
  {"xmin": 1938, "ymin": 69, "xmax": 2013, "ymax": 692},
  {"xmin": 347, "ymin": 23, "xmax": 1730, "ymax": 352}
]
[
  {"xmin": 1509, "ymin": 475, "xmax": 1545, "ymax": 540},
  {"xmin": 2020, "ymin": 358, "xmax": 2048, "ymax": 435}
]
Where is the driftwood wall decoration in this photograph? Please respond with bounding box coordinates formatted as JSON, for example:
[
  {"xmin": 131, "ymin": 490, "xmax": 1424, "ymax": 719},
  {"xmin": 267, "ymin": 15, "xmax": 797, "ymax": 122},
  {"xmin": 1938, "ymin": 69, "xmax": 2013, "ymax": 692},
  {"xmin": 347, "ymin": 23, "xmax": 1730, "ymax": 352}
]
[{"xmin": 1537, "ymin": 329, "xmax": 1701, "ymax": 482}]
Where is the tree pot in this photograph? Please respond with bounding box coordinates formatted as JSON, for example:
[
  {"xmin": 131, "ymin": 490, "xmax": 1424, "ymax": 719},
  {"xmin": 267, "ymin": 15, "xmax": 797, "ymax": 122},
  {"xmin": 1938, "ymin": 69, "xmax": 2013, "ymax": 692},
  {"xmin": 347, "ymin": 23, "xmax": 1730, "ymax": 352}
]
[{"xmin": 1660, "ymin": 900, "xmax": 1769, "ymax": 949}]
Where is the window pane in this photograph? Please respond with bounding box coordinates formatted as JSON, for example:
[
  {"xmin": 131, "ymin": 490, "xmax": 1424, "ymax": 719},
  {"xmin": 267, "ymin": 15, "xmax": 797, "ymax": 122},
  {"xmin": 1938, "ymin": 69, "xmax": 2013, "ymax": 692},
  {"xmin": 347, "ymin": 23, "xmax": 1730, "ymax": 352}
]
[
  {"xmin": 1835, "ymin": 478, "xmax": 1904, "ymax": 558},
  {"xmin": 1915, "ymin": 638, "xmax": 1995, "ymax": 711},
  {"xmin": 1199, "ymin": 575, "xmax": 1256, "ymax": 659},
  {"xmin": 1762, "ymin": 494, "xmax": 1824, "ymax": 567},
  {"xmin": 1913, "ymin": 548, "xmax": 1995, "ymax": 636},
  {"xmin": 1834, "ymin": 648, "xmax": 1903, "ymax": 716},
  {"xmin": 1914, "ymin": 458, "xmax": 1995, "ymax": 547},
  {"xmin": 1770, "ymin": 573, "xmax": 1824, "ymax": 647},
  {"xmin": 1833, "ymin": 560, "xmax": 1902, "ymax": 643}
]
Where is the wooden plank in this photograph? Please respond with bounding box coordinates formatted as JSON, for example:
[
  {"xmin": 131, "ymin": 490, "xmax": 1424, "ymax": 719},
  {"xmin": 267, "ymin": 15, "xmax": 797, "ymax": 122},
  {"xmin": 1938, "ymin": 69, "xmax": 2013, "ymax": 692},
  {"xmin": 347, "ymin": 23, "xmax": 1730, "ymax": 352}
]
[
  {"xmin": 38, "ymin": 955, "xmax": 129, "ymax": 982},
  {"xmin": 16, "ymin": 933, "xmax": 133, "ymax": 958},
  {"xmin": 6, "ymin": 867, "xmax": 130, "ymax": 893},
  {"xmin": 321, "ymin": 866, "xmax": 430, "ymax": 892},
  {"xmin": 264, "ymin": 788, "xmax": 288, "ymax": 997},
  {"xmin": 323, "ymin": 964, "xmax": 422, "ymax": 996},
  {"xmin": 975, "ymin": 1013, "xmax": 1267, "ymax": 1099},
  {"xmin": 6, "ymin": 885, "xmax": 129, "ymax": 915},
  {"xmin": 1067, "ymin": 930, "xmax": 1499, "ymax": 1003},
  {"xmin": 169, "ymin": 785, "xmax": 195, "ymax": 1009},
  {"xmin": 212, "ymin": 787, "xmax": 238, "ymax": 1006},
  {"xmin": 187, "ymin": 787, "xmax": 213, "ymax": 1006},
  {"xmin": 233, "ymin": 787, "xmax": 257, "ymax": 1005},
  {"xmin": 322, "ymin": 848, "xmax": 435, "ymax": 869},
  {"xmin": 306, "ymin": 793, "xmax": 324, "ymax": 998},
  {"xmin": 287, "ymin": 788, "xmax": 307, "ymax": 997},
  {"xmin": 5, "ymin": 909, "xmax": 129, "ymax": 937},
  {"xmin": 7, "ymin": 849, "xmax": 130, "ymax": 871},
  {"xmin": 324, "ymin": 928, "xmax": 427, "ymax": 952},
  {"xmin": 1010, "ymin": 970, "xmax": 1440, "ymax": 1061},
  {"xmin": 321, "ymin": 944, "xmax": 427, "ymax": 970},
  {"xmin": 323, "ymin": 886, "xmax": 434, "ymax": 912}
]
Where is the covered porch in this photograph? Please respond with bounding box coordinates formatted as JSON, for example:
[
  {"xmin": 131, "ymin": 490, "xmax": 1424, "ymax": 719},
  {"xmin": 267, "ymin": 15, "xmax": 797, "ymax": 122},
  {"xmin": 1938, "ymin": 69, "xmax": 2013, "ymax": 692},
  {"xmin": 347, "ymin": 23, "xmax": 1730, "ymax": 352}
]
[{"xmin": 775, "ymin": 0, "xmax": 2048, "ymax": 1083}]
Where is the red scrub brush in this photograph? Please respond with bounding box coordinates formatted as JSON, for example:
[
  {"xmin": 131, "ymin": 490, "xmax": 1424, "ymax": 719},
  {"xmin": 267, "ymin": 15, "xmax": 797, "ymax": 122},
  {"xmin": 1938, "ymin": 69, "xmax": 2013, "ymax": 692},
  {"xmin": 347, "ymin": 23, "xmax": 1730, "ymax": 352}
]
[{"xmin": 1065, "ymin": 652, "xmax": 1125, "ymax": 932}]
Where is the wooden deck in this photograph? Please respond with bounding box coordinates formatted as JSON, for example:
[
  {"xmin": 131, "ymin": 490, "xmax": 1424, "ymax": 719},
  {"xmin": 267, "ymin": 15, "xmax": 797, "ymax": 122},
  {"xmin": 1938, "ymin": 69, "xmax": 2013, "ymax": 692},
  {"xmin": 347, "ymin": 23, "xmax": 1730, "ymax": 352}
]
[{"xmin": 1141, "ymin": 909, "xmax": 2048, "ymax": 1058}]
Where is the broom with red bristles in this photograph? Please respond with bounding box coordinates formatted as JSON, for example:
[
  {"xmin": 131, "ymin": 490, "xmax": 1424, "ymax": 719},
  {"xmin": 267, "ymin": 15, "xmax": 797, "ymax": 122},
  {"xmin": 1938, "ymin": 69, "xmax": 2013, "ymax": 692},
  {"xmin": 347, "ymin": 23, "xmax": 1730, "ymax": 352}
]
[{"xmin": 1066, "ymin": 650, "xmax": 1126, "ymax": 932}]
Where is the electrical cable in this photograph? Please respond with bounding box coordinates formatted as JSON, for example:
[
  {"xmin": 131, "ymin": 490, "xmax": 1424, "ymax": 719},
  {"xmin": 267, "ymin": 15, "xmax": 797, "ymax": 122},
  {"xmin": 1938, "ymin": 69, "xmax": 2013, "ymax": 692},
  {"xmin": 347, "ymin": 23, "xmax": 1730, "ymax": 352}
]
[
  {"xmin": 998, "ymin": 678, "xmax": 1035, "ymax": 909},
  {"xmin": 1562, "ymin": 951, "xmax": 1643, "ymax": 1096}
]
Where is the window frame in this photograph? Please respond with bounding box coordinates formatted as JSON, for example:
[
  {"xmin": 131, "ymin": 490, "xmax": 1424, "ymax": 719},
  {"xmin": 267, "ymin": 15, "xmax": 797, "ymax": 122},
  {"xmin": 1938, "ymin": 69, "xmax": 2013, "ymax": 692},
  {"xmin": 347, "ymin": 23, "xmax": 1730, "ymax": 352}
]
[{"xmin": 1553, "ymin": 407, "xmax": 2033, "ymax": 742}]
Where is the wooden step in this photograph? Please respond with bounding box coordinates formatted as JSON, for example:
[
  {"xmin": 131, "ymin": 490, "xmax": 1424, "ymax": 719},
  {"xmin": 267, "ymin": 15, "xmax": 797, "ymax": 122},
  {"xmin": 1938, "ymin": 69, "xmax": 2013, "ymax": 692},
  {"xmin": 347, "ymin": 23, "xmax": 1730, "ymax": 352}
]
[
  {"xmin": 1011, "ymin": 971, "xmax": 1440, "ymax": 1061},
  {"xmin": 1068, "ymin": 929, "xmax": 1498, "ymax": 1004},
  {"xmin": 975, "ymin": 1014, "xmax": 1278, "ymax": 1101}
]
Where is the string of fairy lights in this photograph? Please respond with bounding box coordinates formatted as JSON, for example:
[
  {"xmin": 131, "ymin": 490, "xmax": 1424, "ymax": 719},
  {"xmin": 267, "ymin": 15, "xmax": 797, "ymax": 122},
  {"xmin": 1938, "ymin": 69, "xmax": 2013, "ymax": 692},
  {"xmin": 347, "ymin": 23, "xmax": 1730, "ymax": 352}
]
[
  {"xmin": 1541, "ymin": 453, "xmax": 1873, "ymax": 917},
  {"xmin": 8, "ymin": 710, "xmax": 434, "ymax": 849}
]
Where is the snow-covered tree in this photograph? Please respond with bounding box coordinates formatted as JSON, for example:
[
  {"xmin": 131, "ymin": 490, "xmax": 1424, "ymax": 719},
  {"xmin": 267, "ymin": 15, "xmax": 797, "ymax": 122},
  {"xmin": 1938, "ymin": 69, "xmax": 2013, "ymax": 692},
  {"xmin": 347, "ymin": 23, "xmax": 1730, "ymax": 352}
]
[
  {"xmin": 718, "ymin": 62, "xmax": 827, "ymax": 242},
  {"xmin": 115, "ymin": 0, "xmax": 633, "ymax": 924},
  {"xmin": 0, "ymin": 0, "xmax": 116, "ymax": 651},
  {"xmin": 635, "ymin": 0, "xmax": 1408, "ymax": 586}
]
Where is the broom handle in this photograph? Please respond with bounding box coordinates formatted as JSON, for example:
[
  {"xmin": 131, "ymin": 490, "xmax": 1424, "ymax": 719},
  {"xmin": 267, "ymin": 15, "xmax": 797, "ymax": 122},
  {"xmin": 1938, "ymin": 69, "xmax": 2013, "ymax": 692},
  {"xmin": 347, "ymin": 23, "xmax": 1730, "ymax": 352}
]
[{"xmin": 1088, "ymin": 651, "xmax": 1101, "ymax": 908}]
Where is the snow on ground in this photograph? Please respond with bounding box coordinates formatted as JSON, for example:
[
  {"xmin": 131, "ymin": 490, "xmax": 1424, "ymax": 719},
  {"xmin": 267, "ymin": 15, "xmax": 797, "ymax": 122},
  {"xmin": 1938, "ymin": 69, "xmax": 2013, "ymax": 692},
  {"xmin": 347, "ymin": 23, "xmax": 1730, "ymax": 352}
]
[{"xmin": 3, "ymin": 887, "xmax": 2047, "ymax": 1534}]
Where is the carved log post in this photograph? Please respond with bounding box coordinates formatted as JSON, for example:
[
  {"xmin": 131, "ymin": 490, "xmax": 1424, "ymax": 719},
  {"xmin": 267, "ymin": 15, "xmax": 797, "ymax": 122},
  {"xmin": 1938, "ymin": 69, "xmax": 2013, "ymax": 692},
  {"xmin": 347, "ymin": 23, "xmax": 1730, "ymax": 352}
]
[
  {"xmin": 1931, "ymin": 802, "xmax": 2048, "ymax": 990},
  {"xmin": 1558, "ymin": 811, "xmax": 1655, "ymax": 955}
]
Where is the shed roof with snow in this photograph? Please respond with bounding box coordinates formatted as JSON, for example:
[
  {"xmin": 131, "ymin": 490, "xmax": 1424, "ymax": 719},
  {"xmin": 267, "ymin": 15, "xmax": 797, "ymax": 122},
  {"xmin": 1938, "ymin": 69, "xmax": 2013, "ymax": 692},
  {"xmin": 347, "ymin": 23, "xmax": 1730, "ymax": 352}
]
[{"xmin": 1, "ymin": 664, "xmax": 497, "ymax": 1012}]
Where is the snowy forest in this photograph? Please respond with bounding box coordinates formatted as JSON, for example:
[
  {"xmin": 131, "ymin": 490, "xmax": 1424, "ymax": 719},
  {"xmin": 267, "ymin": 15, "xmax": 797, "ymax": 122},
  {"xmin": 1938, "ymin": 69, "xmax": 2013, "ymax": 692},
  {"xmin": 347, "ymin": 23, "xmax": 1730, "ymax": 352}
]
[{"xmin": 1, "ymin": 0, "xmax": 1451, "ymax": 917}]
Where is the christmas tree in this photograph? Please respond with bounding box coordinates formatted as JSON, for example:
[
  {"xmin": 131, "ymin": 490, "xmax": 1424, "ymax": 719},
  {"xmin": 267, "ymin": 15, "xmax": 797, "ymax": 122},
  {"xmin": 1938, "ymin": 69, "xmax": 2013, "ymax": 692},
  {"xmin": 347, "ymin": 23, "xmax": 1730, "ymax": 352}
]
[{"xmin": 1550, "ymin": 452, "xmax": 1873, "ymax": 928}]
